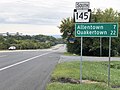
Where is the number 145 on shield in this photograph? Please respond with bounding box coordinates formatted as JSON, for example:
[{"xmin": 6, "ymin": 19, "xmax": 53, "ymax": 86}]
[{"xmin": 74, "ymin": 9, "xmax": 91, "ymax": 23}]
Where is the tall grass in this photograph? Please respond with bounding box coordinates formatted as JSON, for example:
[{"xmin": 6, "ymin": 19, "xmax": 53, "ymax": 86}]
[{"xmin": 52, "ymin": 61, "xmax": 120, "ymax": 86}]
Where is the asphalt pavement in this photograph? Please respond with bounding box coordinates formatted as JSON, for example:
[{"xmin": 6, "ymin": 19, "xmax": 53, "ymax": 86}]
[
  {"xmin": 0, "ymin": 44, "xmax": 119, "ymax": 90},
  {"xmin": 0, "ymin": 44, "xmax": 65, "ymax": 90},
  {"xmin": 59, "ymin": 55, "xmax": 120, "ymax": 63}
]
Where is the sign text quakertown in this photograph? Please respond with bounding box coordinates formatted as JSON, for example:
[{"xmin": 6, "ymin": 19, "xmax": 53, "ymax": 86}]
[{"xmin": 75, "ymin": 23, "xmax": 118, "ymax": 37}]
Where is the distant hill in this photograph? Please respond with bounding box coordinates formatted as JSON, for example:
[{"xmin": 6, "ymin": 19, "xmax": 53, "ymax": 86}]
[{"xmin": 50, "ymin": 35, "xmax": 61, "ymax": 38}]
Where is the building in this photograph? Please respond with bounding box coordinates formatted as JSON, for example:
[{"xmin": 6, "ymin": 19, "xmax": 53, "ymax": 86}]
[{"xmin": 0, "ymin": 32, "xmax": 22, "ymax": 36}]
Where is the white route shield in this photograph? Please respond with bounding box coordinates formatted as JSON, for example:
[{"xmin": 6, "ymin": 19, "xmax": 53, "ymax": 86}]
[{"xmin": 74, "ymin": 9, "xmax": 91, "ymax": 23}]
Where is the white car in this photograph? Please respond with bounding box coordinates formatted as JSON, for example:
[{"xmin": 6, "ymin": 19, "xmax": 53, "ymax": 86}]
[{"xmin": 8, "ymin": 46, "xmax": 16, "ymax": 50}]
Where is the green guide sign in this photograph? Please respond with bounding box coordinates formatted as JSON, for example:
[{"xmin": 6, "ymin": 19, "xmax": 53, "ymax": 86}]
[{"xmin": 75, "ymin": 23, "xmax": 118, "ymax": 37}]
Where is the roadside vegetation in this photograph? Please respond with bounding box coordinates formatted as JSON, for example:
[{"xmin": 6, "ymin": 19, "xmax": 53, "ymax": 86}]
[
  {"xmin": 46, "ymin": 61, "xmax": 120, "ymax": 90},
  {"xmin": 46, "ymin": 8, "xmax": 120, "ymax": 90},
  {"xmin": 59, "ymin": 8, "xmax": 120, "ymax": 56},
  {"xmin": 0, "ymin": 34, "xmax": 63, "ymax": 50},
  {"xmin": 47, "ymin": 82, "xmax": 111, "ymax": 90}
]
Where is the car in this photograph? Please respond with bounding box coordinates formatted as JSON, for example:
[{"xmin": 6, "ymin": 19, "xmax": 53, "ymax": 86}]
[{"xmin": 8, "ymin": 46, "xmax": 16, "ymax": 50}]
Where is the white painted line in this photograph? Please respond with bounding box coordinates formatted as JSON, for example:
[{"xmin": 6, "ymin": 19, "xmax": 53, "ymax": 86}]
[
  {"xmin": 0, "ymin": 51, "xmax": 54, "ymax": 72},
  {"xmin": 0, "ymin": 55, "xmax": 7, "ymax": 58}
]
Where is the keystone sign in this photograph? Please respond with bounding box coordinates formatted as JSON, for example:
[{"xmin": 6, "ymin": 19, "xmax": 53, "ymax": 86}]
[
  {"xmin": 75, "ymin": 23, "xmax": 118, "ymax": 37},
  {"xmin": 74, "ymin": 2, "xmax": 91, "ymax": 23},
  {"xmin": 74, "ymin": 9, "xmax": 91, "ymax": 22}
]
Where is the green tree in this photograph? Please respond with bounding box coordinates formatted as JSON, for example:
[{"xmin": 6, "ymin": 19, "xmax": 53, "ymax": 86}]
[
  {"xmin": 59, "ymin": 8, "xmax": 120, "ymax": 56},
  {"xmin": 59, "ymin": 17, "xmax": 82, "ymax": 54},
  {"xmin": 59, "ymin": 18, "xmax": 74, "ymax": 39}
]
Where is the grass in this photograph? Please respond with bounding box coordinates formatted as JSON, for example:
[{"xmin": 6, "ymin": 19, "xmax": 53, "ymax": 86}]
[
  {"xmin": 46, "ymin": 61, "xmax": 120, "ymax": 90},
  {"xmin": 47, "ymin": 82, "xmax": 111, "ymax": 90}
]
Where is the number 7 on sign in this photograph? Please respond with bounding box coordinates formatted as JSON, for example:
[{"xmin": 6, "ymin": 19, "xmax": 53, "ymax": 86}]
[{"xmin": 113, "ymin": 25, "xmax": 116, "ymax": 29}]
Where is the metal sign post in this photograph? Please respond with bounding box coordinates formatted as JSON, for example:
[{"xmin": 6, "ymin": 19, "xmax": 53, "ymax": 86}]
[
  {"xmin": 100, "ymin": 37, "xmax": 102, "ymax": 57},
  {"xmin": 74, "ymin": 4, "xmax": 90, "ymax": 83},
  {"xmin": 74, "ymin": 2, "xmax": 91, "ymax": 83},
  {"xmin": 108, "ymin": 37, "xmax": 111, "ymax": 86},
  {"xmin": 80, "ymin": 37, "xmax": 83, "ymax": 83}
]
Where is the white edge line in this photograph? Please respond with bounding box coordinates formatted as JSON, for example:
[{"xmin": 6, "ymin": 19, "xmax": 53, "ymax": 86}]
[{"xmin": 0, "ymin": 51, "xmax": 54, "ymax": 72}]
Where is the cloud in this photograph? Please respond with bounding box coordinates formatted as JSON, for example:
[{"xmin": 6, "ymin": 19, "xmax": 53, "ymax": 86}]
[
  {"xmin": 0, "ymin": 0, "xmax": 120, "ymax": 35},
  {"xmin": 0, "ymin": 0, "xmax": 119, "ymax": 25},
  {"xmin": 0, "ymin": 0, "xmax": 73, "ymax": 25}
]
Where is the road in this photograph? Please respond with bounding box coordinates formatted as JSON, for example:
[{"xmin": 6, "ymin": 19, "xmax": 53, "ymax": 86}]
[
  {"xmin": 0, "ymin": 44, "xmax": 65, "ymax": 90},
  {"xmin": 59, "ymin": 55, "xmax": 120, "ymax": 63}
]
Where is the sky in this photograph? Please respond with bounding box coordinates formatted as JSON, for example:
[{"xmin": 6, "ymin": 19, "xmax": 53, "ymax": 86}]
[{"xmin": 0, "ymin": 0, "xmax": 119, "ymax": 35}]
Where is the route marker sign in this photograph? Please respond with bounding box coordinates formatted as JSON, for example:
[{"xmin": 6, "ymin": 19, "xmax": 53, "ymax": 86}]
[
  {"xmin": 74, "ymin": 9, "xmax": 91, "ymax": 22},
  {"xmin": 74, "ymin": 2, "xmax": 91, "ymax": 84},
  {"xmin": 75, "ymin": 23, "xmax": 118, "ymax": 37}
]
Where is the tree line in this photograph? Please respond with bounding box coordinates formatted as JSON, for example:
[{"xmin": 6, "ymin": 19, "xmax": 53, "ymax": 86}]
[
  {"xmin": 0, "ymin": 34, "xmax": 60, "ymax": 50},
  {"xmin": 59, "ymin": 8, "xmax": 120, "ymax": 56}
]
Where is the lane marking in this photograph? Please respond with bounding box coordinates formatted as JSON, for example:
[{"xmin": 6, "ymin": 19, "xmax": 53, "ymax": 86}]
[
  {"xmin": 0, "ymin": 51, "xmax": 54, "ymax": 72},
  {"xmin": 0, "ymin": 55, "xmax": 7, "ymax": 57}
]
